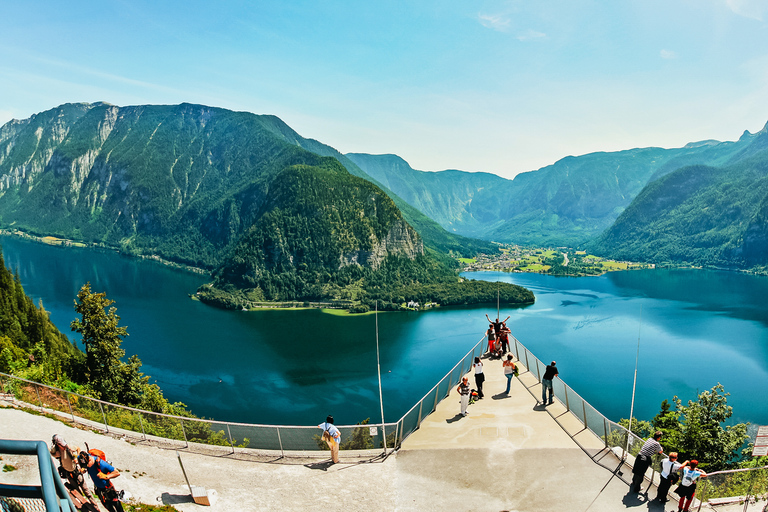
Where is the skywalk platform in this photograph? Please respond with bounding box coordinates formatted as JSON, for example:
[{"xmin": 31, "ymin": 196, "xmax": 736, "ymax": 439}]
[{"xmin": 0, "ymin": 355, "xmax": 704, "ymax": 512}]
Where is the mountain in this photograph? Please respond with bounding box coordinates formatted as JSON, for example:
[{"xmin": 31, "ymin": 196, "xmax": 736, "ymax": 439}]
[
  {"xmin": 347, "ymin": 130, "xmax": 764, "ymax": 247},
  {"xmin": 0, "ymin": 102, "xmax": 490, "ymax": 267},
  {"xmin": 586, "ymin": 124, "xmax": 768, "ymax": 267}
]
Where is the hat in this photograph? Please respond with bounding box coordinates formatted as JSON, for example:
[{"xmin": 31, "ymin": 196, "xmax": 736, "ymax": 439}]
[
  {"xmin": 51, "ymin": 434, "xmax": 66, "ymax": 447},
  {"xmin": 77, "ymin": 451, "xmax": 90, "ymax": 466}
]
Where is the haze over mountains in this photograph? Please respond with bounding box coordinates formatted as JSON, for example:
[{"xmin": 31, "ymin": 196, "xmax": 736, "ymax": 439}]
[{"xmin": 2, "ymin": 101, "xmax": 768, "ymax": 279}]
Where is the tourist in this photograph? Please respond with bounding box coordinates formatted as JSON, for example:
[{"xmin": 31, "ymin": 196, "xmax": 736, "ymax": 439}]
[
  {"xmin": 499, "ymin": 322, "xmax": 510, "ymax": 354},
  {"xmin": 541, "ymin": 361, "xmax": 558, "ymax": 405},
  {"xmin": 458, "ymin": 376, "xmax": 471, "ymax": 416},
  {"xmin": 318, "ymin": 415, "xmax": 342, "ymax": 464},
  {"xmin": 486, "ymin": 324, "xmax": 496, "ymax": 353},
  {"xmin": 50, "ymin": 435, "xmax": 100, "ymax": 510},
  {"xmin": 631, "ymin": 431, "xmax": 664, "ymax": 493},
  {"xmin": 656, "ymin": 452, "xmax": 686, "ymax": 502},
  {"xmin": 675, "ymin": 460, "xmax": 707, "ymax": 512},
  {"xmin": 502, "ymin": 355, "xmax": 517, "ymax": 394},
  {"xmin": 485, "ymin": 314, "xmax": 510, "ymax": 336},
  {"xmin": 78, "ymin": 451, "xmax": 124, "ymax": 512},
  {"xmin": 473, "ymin": 357, "xmax": 485, "ymax": 399}
]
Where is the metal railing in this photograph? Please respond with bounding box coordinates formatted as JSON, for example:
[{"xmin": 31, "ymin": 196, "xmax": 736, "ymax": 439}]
[{"xmin": 0, "ymin": 335, "xmax": 485, "ymax": 459}]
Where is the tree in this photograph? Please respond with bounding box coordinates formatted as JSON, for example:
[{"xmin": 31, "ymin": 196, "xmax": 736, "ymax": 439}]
[
  {"xmin": 672, "ymin": 384, "xmax": 749, "ymax": 470},
  {"xmin": 652, "ymin": 399, "xmax": 682, "ymax": 450},
  {"xmin": 70, "ymin": 283, "xmax": 145, "ymax": 405}
]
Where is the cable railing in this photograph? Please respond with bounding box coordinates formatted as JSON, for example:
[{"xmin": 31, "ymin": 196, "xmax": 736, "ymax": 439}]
[
  {"xmin": 0, "ymin": 335, "xmax": 485, "ymax": 460},
  {"xmin": 509, "ymin": 334, "xmax": 768, "ymax": 509}
]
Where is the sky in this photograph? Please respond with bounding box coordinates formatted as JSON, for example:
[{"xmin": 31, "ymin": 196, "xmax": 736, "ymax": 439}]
[{"xmin": 1, "ymin": 0, "xmax": 768, "ymax": 180}]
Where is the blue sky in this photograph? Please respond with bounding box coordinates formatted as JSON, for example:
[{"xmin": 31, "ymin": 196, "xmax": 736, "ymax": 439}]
[{"xmin": 1, "ymin": 0, "xmax": 767, "ymax": 179}]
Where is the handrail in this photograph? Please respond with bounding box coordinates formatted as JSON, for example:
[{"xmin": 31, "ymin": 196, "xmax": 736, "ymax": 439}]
[{"xmin": 0, "ymin": 439, "xmax": 76, "ymax": 512}]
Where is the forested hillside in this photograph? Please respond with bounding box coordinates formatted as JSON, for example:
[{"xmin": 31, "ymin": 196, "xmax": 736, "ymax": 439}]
[
  {"xmin": 587, "ymin": 131, "xmax": 768, "ymax": 267},
  {"xmin": 347, "ymin": 126, "xmax": 766, "ymax": 247},
  {"xmin": 199, "ymin": 159, "xmax": 534, "ymax": 309},
  {"xmin": 0, "ymin": 102, "xmax": 490, "ymax": 269}
]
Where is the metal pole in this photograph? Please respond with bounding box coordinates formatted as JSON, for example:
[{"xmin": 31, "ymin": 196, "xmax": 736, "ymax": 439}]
[
  {"xmin": 35, "ymin": 384, "xmax": 43, "ymax": 411},
  {"xmin": 625, "ymin": 305, "xmax": 643, "ymax": 458},
  {"xmin": 582, "ymin": 400, "xmax": 587, "ymax": 429},
  {"xmin": 276, "ymin": 427, "xmax": 284, "ymax": 459},
  {"xmin": 375, "ymin": 302, "xmax": 387, "ymax": 454},
  {"xmin": 98, "ymin": 402, "xmax": 108, "ymax": 433},
  {"xmin": 66, "ymin": 393, "xmax": 75, "ymax": 423},
  {"xmin": 416, "ymin": 401, "xmax": 424, "ymax": 429},
  {"xmin": 524, "ymin": 350, "xmax": 530, "ymax": 375},
  {"xmin": 138, "ymin": 413, "xmax": 146, "ymax": 440},
  {"xmin": 603, "ymin": 418, "xmax": 608, "ymax": 448},
  {"xmin": 226, "ymin": 424, "xmax": 235, "ymax": 453},
  {"xmin": 564, "ymin": 386, "xmax": 570, "ymax": 412},
  {"xmin": 180, "ymin": 419, "xmax": 188, "ymax": 448}
]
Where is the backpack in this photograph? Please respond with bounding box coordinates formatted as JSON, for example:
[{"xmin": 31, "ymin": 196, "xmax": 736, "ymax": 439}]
[{"xmin": 85, "ymin": 442, "xmax": 110, "ymax": 465}]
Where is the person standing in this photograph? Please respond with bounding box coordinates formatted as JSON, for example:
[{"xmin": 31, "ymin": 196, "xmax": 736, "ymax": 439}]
[
  {"xmin": 498, "ymin": 323, "xmax": 510, "ymax": 354},
  {"xmin": 318, "ymin": 415, "xmax": 342, "ymax": 464},
  {"xmin": 50, "ymin": 435, "xmax": 99, "ymax": 510},
  {"xmin": 458, "ymin": 376, "xmax": 471, "ymax": 416},
  {"xmin": 675, "ymin": 460, "xmax": 707, "ymax": 512},
  {"xmin": 473, "ymin": 357, "xmax": 485, "ymax": 399},
  {"xmin": 486, "ymin": 324, "xmax": 496, "ymax": 354},
  {"xmin": 78, "ymin": 451, "xmax": 124, "ymax": 512},
  {"xmin": 631, "ymin": 431, "xmax": 664, "ymax": 493},
  {"xmin": 541, "ymin": 361, "xmax": 558, "ymax": 405},
  {"xmin": 656, "ymin": 452, "xmax": 686, "ymax": 502},
  {"xmin": 502, "ymin": 355, "xmax": 517, "ymax": 394}
]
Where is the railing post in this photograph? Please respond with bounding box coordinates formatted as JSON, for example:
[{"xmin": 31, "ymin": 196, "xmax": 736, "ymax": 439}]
[
  {"xmin": 138, "ymin": 413, "xmax": 146, "ymax": 440},
  {"xmin": 524, "ymin": 350, "xmax": 530, "ymax": 376},
  {"xmin": 276, "ymin": 427, "xmax": 284, "ymax": 459},
  {"xmin": 514, "ymin": 338, "xmax": 520, "ymax": 361},
  {"xmin": 603, "ymin": 418, "xmax": 608, "ymax": 448},
  {"xmin": 180, "ymin": 418, "xmax": 188, "ymax": 448},
  {"xmin": 35, "ymin": 384, "xmax": 43, "ymax": 411},
  {"xmin": 564, "ymin": 386, "xmax": 570, "ymax": 412},
  {"xmin": 98, "ymin": 402, "xmax": 109, "ymax": 433},
  {"xmin": 416, "ymin": 401, "xmax": 424, "ymax": 429},
  {"xmin": 535, "ymin": 357, "xmax": 541, "ymax": 381},
  {"xmin": 435, "ymin": 379, "xmax": 442, "ymax": 408},
  {"xmin": 582, "ymin": 399, "xmax": 587, "ymax": 428},
  {"xmin": 226, "ymin": 424, "xmax": 235, "ymax": 454},
  {"xmin": 66, "ymin": 393, "xmax": 75, "ymax": 423},
  {"xmin": 398, "ymin": 419, "xmax": 404, "ymax": 448}
]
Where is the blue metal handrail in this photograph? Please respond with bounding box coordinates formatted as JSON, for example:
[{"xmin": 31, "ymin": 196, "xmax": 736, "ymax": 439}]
[{"xmin": 0, "ymin": 439, "xmax": 76, "ymax": 512}]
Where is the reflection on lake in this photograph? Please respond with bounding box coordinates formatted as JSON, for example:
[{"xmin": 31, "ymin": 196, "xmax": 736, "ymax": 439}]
[{"xmin": 4, "ymin": 234, "xmax": 767, "ymax": 426}]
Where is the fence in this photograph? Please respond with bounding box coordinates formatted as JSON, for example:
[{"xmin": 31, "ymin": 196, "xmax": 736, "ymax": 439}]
[
  {"xmin": 0, "ymin": 335, "xmax": 485, "ymax": 460},
  {"xmin": 508, "ymin": 333, "xmax": 768, "ymax": 510}
]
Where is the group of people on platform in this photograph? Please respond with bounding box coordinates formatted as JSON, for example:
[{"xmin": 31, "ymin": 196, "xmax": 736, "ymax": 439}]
[
  {"xmin": 485, "ymin": 314, "xmax": 511, "ymax": 359},
  {"xmin": 49, "ymin": 434, "xmax": 125, "ymax": 512},
  {"xmin": 632, "ymin": 431, "xmax": 708, "ymax": 512}
]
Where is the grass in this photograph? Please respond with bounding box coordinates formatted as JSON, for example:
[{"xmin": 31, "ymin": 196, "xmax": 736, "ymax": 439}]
[
  {"xmin": 458, "ymin": 257, "xmax": 476, "ymax": 264},
  {"xmin": 601, "ymin": 261, "xmax": 628, "ymax": 270},
  {"xmin": 2, "ymin": 464, "xmax": 17, "ymax": 472}
]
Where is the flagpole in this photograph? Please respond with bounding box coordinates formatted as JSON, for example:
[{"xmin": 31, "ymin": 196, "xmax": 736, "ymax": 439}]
[
  {"xmin": 625, "ymin": 305, "xmax": 642, "ymax": 458},
  {"xmin": 375, "ymin": 301, "xmax": 387, "ymax": 454}
]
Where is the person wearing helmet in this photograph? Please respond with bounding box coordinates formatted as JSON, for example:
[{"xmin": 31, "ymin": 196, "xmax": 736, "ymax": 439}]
[
  {"xmin": 50, "ymin": 435, "xmax": 99, "ymax": 511},
  {"xmin": 78, "ymin": 451, "xmax": 124, "ymax": 512}
]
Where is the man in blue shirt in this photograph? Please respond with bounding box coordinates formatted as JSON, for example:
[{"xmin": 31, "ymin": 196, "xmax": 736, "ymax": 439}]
[
  {"xmin": 78, "ymin": 451, "xmax": 124, "ymax": 512},
  {"xmin": 318, "ymin": 415, "xmax": 342, "ymax": 463}
]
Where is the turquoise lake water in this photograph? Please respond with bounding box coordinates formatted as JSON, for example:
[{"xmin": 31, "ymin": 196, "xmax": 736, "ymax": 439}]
[{"xmin": 3, "ymin": 234, "xmax": 767, "ymax": 427}]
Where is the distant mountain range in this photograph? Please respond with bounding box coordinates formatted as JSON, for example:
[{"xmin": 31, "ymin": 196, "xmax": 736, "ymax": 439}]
[
  {"xmin": 347, "ymin": 125, "xmax": 768, "ymax": 248},
  {"xmin": 0, "ymin": 102, "xmax": 533, "ymax": 307},
  {"xmin": 3, "ymin": 101, "xmax": 768, "ymax": 279}
]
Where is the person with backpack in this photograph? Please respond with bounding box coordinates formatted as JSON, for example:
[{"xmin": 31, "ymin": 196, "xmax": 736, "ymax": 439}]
[
  {"xmin": 675, "ymin": 460, "xmax": 707, "ymax": 512},
  {"xmin": 50, "ymin": 435, "xmax": 99, "ymax": 511},
  {"xmin": 502, "ymin": 355, "xmax": 518, "ymax": 394},
  {"xmin": 78, "ymin": 450, "xmax": 124, "ymax": 512},
  {"xmin": 656, "ymin": 452, "xmax": 687, "ymax": 503},
  {"xmin": 318, "ymin": 415, "xmax": 341, "ymax": 464}
]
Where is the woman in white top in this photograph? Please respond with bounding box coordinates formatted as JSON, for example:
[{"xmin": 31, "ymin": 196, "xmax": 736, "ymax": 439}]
[
  {"xmin": 655, "ymin": 452, "xmax": 687, "ymax": 502},
  {"xmin": 473, "ymin": 357, "xmax": 485, "ymax": 399}
]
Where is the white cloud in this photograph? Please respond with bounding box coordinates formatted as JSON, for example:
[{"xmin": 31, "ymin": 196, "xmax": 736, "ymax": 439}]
[
  {"xmin": 660, "ymin": 49, "xmax": 677, "ymax": 59},
  {"xmin": 725, "ymin": 0, "xmax": 766, "ymax": 21},
  {"xmin": 517, "ymin": 29, "xmax": 546, "ymax": 42},
  {"xmin": 478, "ymin": 13, "xmax": 511, "ymax": 32}
]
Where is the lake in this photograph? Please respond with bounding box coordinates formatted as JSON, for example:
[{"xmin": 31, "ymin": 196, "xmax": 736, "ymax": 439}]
[{"xmin": 3, "ymin": 235, "xmax": 767, "ymax": 427}]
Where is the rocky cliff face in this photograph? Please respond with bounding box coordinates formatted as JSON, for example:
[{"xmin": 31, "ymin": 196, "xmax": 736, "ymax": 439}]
[{"xmin": 340, "ymin": 219, "xmax": 424, "ymax": 269}]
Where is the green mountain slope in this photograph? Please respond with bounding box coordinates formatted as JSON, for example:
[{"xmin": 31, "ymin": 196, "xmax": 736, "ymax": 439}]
[
  {"xmin": 0, "ymin": 103, "xmax": 488, "ymax": 266},
  {"xmin": 347, "ymin": 128, "xmax": 765, "ymax": 246},
  {"xmin": 586, "ymin": 129, "xmax": 768, "ymax": 266}
]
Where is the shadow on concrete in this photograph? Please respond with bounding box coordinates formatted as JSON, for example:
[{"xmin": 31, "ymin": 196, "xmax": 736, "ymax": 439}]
[
  {"xmin": 621, "ymin": 490, "xmax": 649, "ymax": 508},
  {"xmin": 491, "ymin": 392, "xmax": 511, "ymax": 400},
  {"xmin": 532, "ymin": 402, "xmax": 548, "ymax": 411},
  {"xmin": 445, "ymin": 414, "xmax": 466, "ymax": 424},
  {"xmin": 303, "ymin": 460, "xmax": 334, "ymax": 471},
  {"xmin": 161, "ymin": 492, "xmax": 194, "ymax": 505}
]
